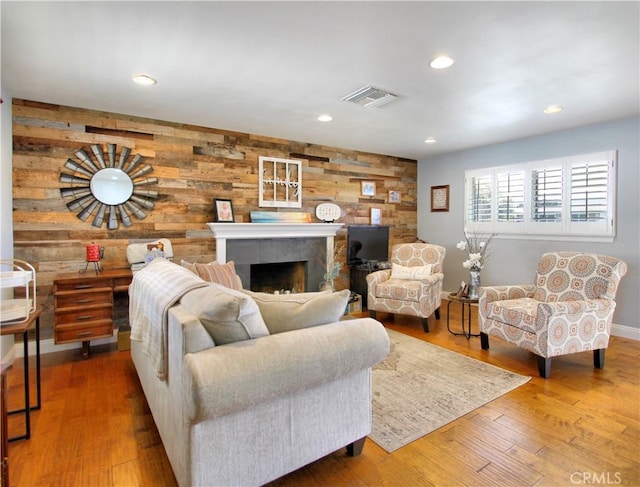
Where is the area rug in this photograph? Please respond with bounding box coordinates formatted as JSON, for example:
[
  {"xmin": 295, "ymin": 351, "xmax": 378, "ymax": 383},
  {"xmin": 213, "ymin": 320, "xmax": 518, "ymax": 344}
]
[{"xmin": 370, "ymin": 329, "xmax": 530, "ymax": 452}]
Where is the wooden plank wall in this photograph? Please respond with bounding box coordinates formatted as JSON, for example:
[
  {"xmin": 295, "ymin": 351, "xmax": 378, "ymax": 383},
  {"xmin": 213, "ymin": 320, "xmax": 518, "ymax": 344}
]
[{"xmin": 11, "ymin": 99, "xmax": 418, "ymax": 338}]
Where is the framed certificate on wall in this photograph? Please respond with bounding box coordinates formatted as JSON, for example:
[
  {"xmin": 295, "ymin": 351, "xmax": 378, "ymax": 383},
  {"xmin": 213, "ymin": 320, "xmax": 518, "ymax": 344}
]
[{"xmin": 431, "ymin": 185, "xmax": 450, "ymax": 212}]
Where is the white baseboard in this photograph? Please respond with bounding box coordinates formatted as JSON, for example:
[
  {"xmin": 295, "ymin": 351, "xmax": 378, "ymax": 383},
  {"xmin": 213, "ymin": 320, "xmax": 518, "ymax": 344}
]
[
  {"xmin": 441, "ymin": 290, "xmax": 639, "ymax": 341},
  {"xmin": 610, "ymin": 323, "xmax": 640, "ymax": 340},
  {"xmin": 0, "ymin": 346, "xmax": 16, "ymax": 368},
  {"xmin": 13, "ymin": 332, "xmax": 118, "ymax": 358}
]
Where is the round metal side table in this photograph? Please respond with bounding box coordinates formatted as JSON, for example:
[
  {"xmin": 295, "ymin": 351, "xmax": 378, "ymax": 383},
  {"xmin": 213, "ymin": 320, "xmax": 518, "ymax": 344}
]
[{"xmin": 446, "ymin": 293, "xmax": 479, "ymax": 339}]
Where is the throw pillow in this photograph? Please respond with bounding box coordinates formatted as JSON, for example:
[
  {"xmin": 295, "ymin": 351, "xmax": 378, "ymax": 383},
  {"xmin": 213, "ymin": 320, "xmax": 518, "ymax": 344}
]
[
  {"xmin": 242, "ymin": 289, "xmax": 351, "ymax": 335},
  {"xmin": 391, "ymin": 263, "xmax": 433, "ymax": 280},
  {"xmin": 181, "ymin": 260, "xmax": 242, "ymax": 290},
  {"xmin": 180, "ymin": 283, "xmax": 269, "ymax": 345}
]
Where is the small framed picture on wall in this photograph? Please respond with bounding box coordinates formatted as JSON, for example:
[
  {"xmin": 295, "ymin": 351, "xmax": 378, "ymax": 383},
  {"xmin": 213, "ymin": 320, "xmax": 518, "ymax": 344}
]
[
  {"xmin": 371, "ymin": 207, "xmax": 382, "ymax": 225},
  {"xmin": 389, "ymin": 190, "xmax": 401, "ymax": 203},
  {"xmin": 361, "ymin": 181, "xmax": 376, "ymax": 196},
  {"xmin": 214, "ymin": 198, "xmax": 235, "ymax": 222},
  {"xmin": 430, "ymin": 185, "xmax": 450, "ymax": 212}
]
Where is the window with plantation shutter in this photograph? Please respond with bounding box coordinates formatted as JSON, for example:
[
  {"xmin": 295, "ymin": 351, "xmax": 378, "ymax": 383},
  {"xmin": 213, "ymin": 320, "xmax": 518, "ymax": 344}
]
[
  {"xmin": 531, "ymin": 167, "xmax": 563, "ymax": 222},
  {"xmin": 570, "ymin": 161, "xmax": 609, "ymax": 222},
  {"xmin": 496, "ymin": 171, "xmax": 524, "ymax": 222},
  {"xmin": 464, "ymin": 150, "xmax": 616, "ymax": 241},
  {"xmin": 466, "ymin": 174, "xmax": 492, "ymax": 223}
]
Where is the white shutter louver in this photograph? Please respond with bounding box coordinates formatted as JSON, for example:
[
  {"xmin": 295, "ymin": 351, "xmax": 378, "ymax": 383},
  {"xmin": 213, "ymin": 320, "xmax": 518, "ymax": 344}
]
[
  {"xmin": 532, "ymin": 167, "xmax": 563, "ymax": 222},
  {"xmin": 467, "ymin": 175, "xmax": 492, "ymax": 223},
  {"xmin": 496, "ymin": 171, "xmax": 524, "ymax": 222},
  {"xmin": 571, "ymin": 161, "xmax": 609, "ymax": 223}
]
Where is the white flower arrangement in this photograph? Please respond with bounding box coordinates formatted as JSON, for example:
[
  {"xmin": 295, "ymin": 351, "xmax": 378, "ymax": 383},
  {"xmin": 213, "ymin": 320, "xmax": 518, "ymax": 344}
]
[
  {"xmin": 456, "ymin": 232, "xmax": 495, "ymax": 272},
  {"xmin": 324, "ymin": 244, "xmax": 344, "ymax": 283}
]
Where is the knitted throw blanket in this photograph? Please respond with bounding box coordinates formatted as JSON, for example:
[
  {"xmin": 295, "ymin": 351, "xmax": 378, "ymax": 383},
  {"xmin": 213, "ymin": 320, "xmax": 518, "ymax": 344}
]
[{"xmin": 129, "ymin": 259, "xmax": 208, "ymax": 380}]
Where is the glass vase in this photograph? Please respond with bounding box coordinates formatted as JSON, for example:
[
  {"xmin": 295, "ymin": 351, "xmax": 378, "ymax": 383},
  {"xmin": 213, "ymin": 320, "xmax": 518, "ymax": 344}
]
[
  {"xmin": 319, "ymin": 280, "xmax": 334, "ymax": 292},
  {"xmin": 468, "ymin": 270, "xmax": 481, "ymax": 299}
]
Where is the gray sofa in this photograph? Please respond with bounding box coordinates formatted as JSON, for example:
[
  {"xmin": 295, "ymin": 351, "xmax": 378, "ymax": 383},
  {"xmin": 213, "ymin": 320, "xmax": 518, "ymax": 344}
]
[{"xmin": 129, "ymin": 259, "xmax": 390, "ymax": 486}]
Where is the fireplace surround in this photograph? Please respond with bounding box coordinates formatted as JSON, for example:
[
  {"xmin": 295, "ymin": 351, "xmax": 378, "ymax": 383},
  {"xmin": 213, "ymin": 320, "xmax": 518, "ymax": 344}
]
[{"xmin": 207, "ymin": 223, "xmax": 344, "ymax": 292}]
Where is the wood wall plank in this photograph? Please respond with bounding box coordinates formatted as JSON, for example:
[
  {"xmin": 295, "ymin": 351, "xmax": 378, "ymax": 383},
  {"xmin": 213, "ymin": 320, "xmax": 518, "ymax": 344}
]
[{"xmin": 11, "ymin": 99, "xmax": 418, "ymax": 339}]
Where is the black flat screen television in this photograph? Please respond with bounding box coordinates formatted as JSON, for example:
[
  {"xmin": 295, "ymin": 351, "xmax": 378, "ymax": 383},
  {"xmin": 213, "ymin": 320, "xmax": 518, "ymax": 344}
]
[{"xmin": 347, "ymin": 225, "xmax": 389, "ymax": 265}]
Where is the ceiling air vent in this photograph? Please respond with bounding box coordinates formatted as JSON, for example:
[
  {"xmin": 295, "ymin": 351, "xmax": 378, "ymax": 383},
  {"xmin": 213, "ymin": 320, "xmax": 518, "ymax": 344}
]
[{"xmin": 340, "ymin": 85, "xmax": 398, "ymax": 109}]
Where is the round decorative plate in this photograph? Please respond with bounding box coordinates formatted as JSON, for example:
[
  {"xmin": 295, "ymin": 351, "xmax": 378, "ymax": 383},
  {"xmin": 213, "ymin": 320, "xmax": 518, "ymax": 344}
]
[{"xmin": 315, "ymin": 203, "xmax": 342, "ymax": 222}]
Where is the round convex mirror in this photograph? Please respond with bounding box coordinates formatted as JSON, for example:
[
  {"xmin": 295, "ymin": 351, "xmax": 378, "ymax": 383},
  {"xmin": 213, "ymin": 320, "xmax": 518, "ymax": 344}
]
[
  {"xmin": 60, "ymin": 144, "xmax": 158, "ymax": 229},
  {"xmin": 90, "ymin": 168, "xmax": 134, "ymax": 205}
]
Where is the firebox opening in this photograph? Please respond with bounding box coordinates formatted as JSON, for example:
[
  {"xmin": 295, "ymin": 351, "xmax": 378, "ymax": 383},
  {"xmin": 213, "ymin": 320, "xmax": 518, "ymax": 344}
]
[{"xmin": 250, "ymin": 261, "xmax": 306, "ymax": 293}]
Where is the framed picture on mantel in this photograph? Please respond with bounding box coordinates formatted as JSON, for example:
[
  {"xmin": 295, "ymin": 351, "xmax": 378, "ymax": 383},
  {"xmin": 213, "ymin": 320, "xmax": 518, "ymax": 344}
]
[
  {"xmin": 214, "ymin": 198, "xmax": 235, "ymax": 222},
  {"xmin": 430, "ymin": 185, "xmax": 450, "ymax": 212}
]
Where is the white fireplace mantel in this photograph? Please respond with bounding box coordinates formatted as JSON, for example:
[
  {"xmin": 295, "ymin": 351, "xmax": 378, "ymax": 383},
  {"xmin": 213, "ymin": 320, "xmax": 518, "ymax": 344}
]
[{"xmin": 207, "ymin": 222, "xmax": 344, "ymax": 265}]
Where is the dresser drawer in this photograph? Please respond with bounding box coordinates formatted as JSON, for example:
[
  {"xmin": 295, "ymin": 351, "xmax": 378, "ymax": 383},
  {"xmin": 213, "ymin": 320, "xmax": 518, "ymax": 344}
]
[
  {"xmin": 55, "ymin": 277, "xmax": 114, "ymax": 293},
  {"xmin": 54, "ymin": 320, "xmax": 113, "ymax": 343},
  {"xmin": 55, "ymin": 304, "xmax": 113, "ymax": 325},
  {"xmin": 54, "ymin": 288, "xmax": 113, "ymax": 309}
]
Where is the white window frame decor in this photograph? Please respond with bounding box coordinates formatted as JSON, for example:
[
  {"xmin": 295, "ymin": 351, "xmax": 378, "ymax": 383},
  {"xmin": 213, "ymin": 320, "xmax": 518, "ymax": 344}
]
[
  {"xmin": 258, "ymin": 156, "xmax": 302, "ymax": 208},
  {"xmin": 464, "ymin": 150, "xmax": 617, "ymax": 242}
]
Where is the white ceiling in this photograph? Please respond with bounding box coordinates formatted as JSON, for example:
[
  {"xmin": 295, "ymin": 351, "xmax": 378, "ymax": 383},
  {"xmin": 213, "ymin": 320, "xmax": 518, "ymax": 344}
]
[{"xmin": 2, "ymin": 1, "xmax": 639, "ymax": 160}]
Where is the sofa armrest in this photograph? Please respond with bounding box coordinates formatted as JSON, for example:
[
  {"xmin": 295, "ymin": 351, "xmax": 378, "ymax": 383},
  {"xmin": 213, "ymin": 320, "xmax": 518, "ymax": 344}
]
[
  {"xmin": 366, "ymin": 269, "xmax": 391, "ymax": 296},
  {"xmin": 368, "ymin": 270, "xmax": 443, "ymax": 288},
  {"xmin": 531, "ymin": 299, "xmax": 616, "ymax": 334},
  {"xmin": 480, "ymin": 285, "xmax": 535, "ymax": 304},
  {"xmin": 419, "ymin": 272, "xmax": 443, "ymax": 284},
  {"xmin": 419, "ymin": 272, "xmax": 444, "ymax": 291},
  {"xmin": 184, "ymin": 318, "xmax": 390, "ymax": 422},
  {"xmin": 366, "ymin": 269, "xmax": 391, "ymax": 286},
  {"xmin": 479, "ymin": 285, "xmax": 535, "ymax": 318},
  {"xmin": 168, "ymin": 305, "xmax": 215, "ymax": 354},
  {"xmin": 536, "ymin": 298, "xmax": 615, "ymax": 320}
]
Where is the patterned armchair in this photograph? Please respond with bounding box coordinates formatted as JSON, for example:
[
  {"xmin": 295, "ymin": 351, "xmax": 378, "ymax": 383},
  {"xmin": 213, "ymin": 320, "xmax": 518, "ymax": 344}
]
[
  {"xmin": 479, "ymin": 252, "xmax": 627, "ymax": 378},
  {"xmin": 367, "ymin": 243, "xmax": 446, "ymax": 332}
]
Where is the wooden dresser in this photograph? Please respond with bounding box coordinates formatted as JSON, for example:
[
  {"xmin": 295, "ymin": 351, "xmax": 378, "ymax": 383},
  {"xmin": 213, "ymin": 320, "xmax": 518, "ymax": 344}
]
[{"xmin": 53, "ymin": 269, "xmax": 132, "ymax": 358}]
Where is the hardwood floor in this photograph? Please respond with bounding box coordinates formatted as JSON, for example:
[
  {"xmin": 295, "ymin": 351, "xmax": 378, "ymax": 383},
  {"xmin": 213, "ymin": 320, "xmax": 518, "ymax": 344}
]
[{"xmin": 5, "ymin": 304, "xmax": 640, "ymax": 486}]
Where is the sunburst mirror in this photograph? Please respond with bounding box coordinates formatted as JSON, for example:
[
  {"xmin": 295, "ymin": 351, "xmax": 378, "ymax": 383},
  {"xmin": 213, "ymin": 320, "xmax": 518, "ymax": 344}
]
[{"xmin": 59, "ymin": 143, "xmax": 159, "ymax": 229}]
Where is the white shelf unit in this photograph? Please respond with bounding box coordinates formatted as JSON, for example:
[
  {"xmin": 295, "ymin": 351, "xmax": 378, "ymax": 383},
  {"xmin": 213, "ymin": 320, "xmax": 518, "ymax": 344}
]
[{"xmin": 0, "ymin": 259, "xmax": 36, "ymax": 325}]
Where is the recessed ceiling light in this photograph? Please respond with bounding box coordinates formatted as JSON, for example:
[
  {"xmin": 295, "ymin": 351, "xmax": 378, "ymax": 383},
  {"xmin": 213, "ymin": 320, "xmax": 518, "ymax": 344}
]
[
  {"xmin": 429, "ymin": 56, "xmax": 454, "ymax": 69},
  {"xmin": 424, "ymin": 137, "xmax": 437, "ymax": 144},
  {"xmin": 317, "ymin": 114, "xmax": 333, "ymax": 122},
  {"xmin": 132, "ymin": 74, "xmax": 157, "ymax": 86},
  {"xmin": 543, "ymin": 105, "xmax": 563, "ymax": 114}
]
